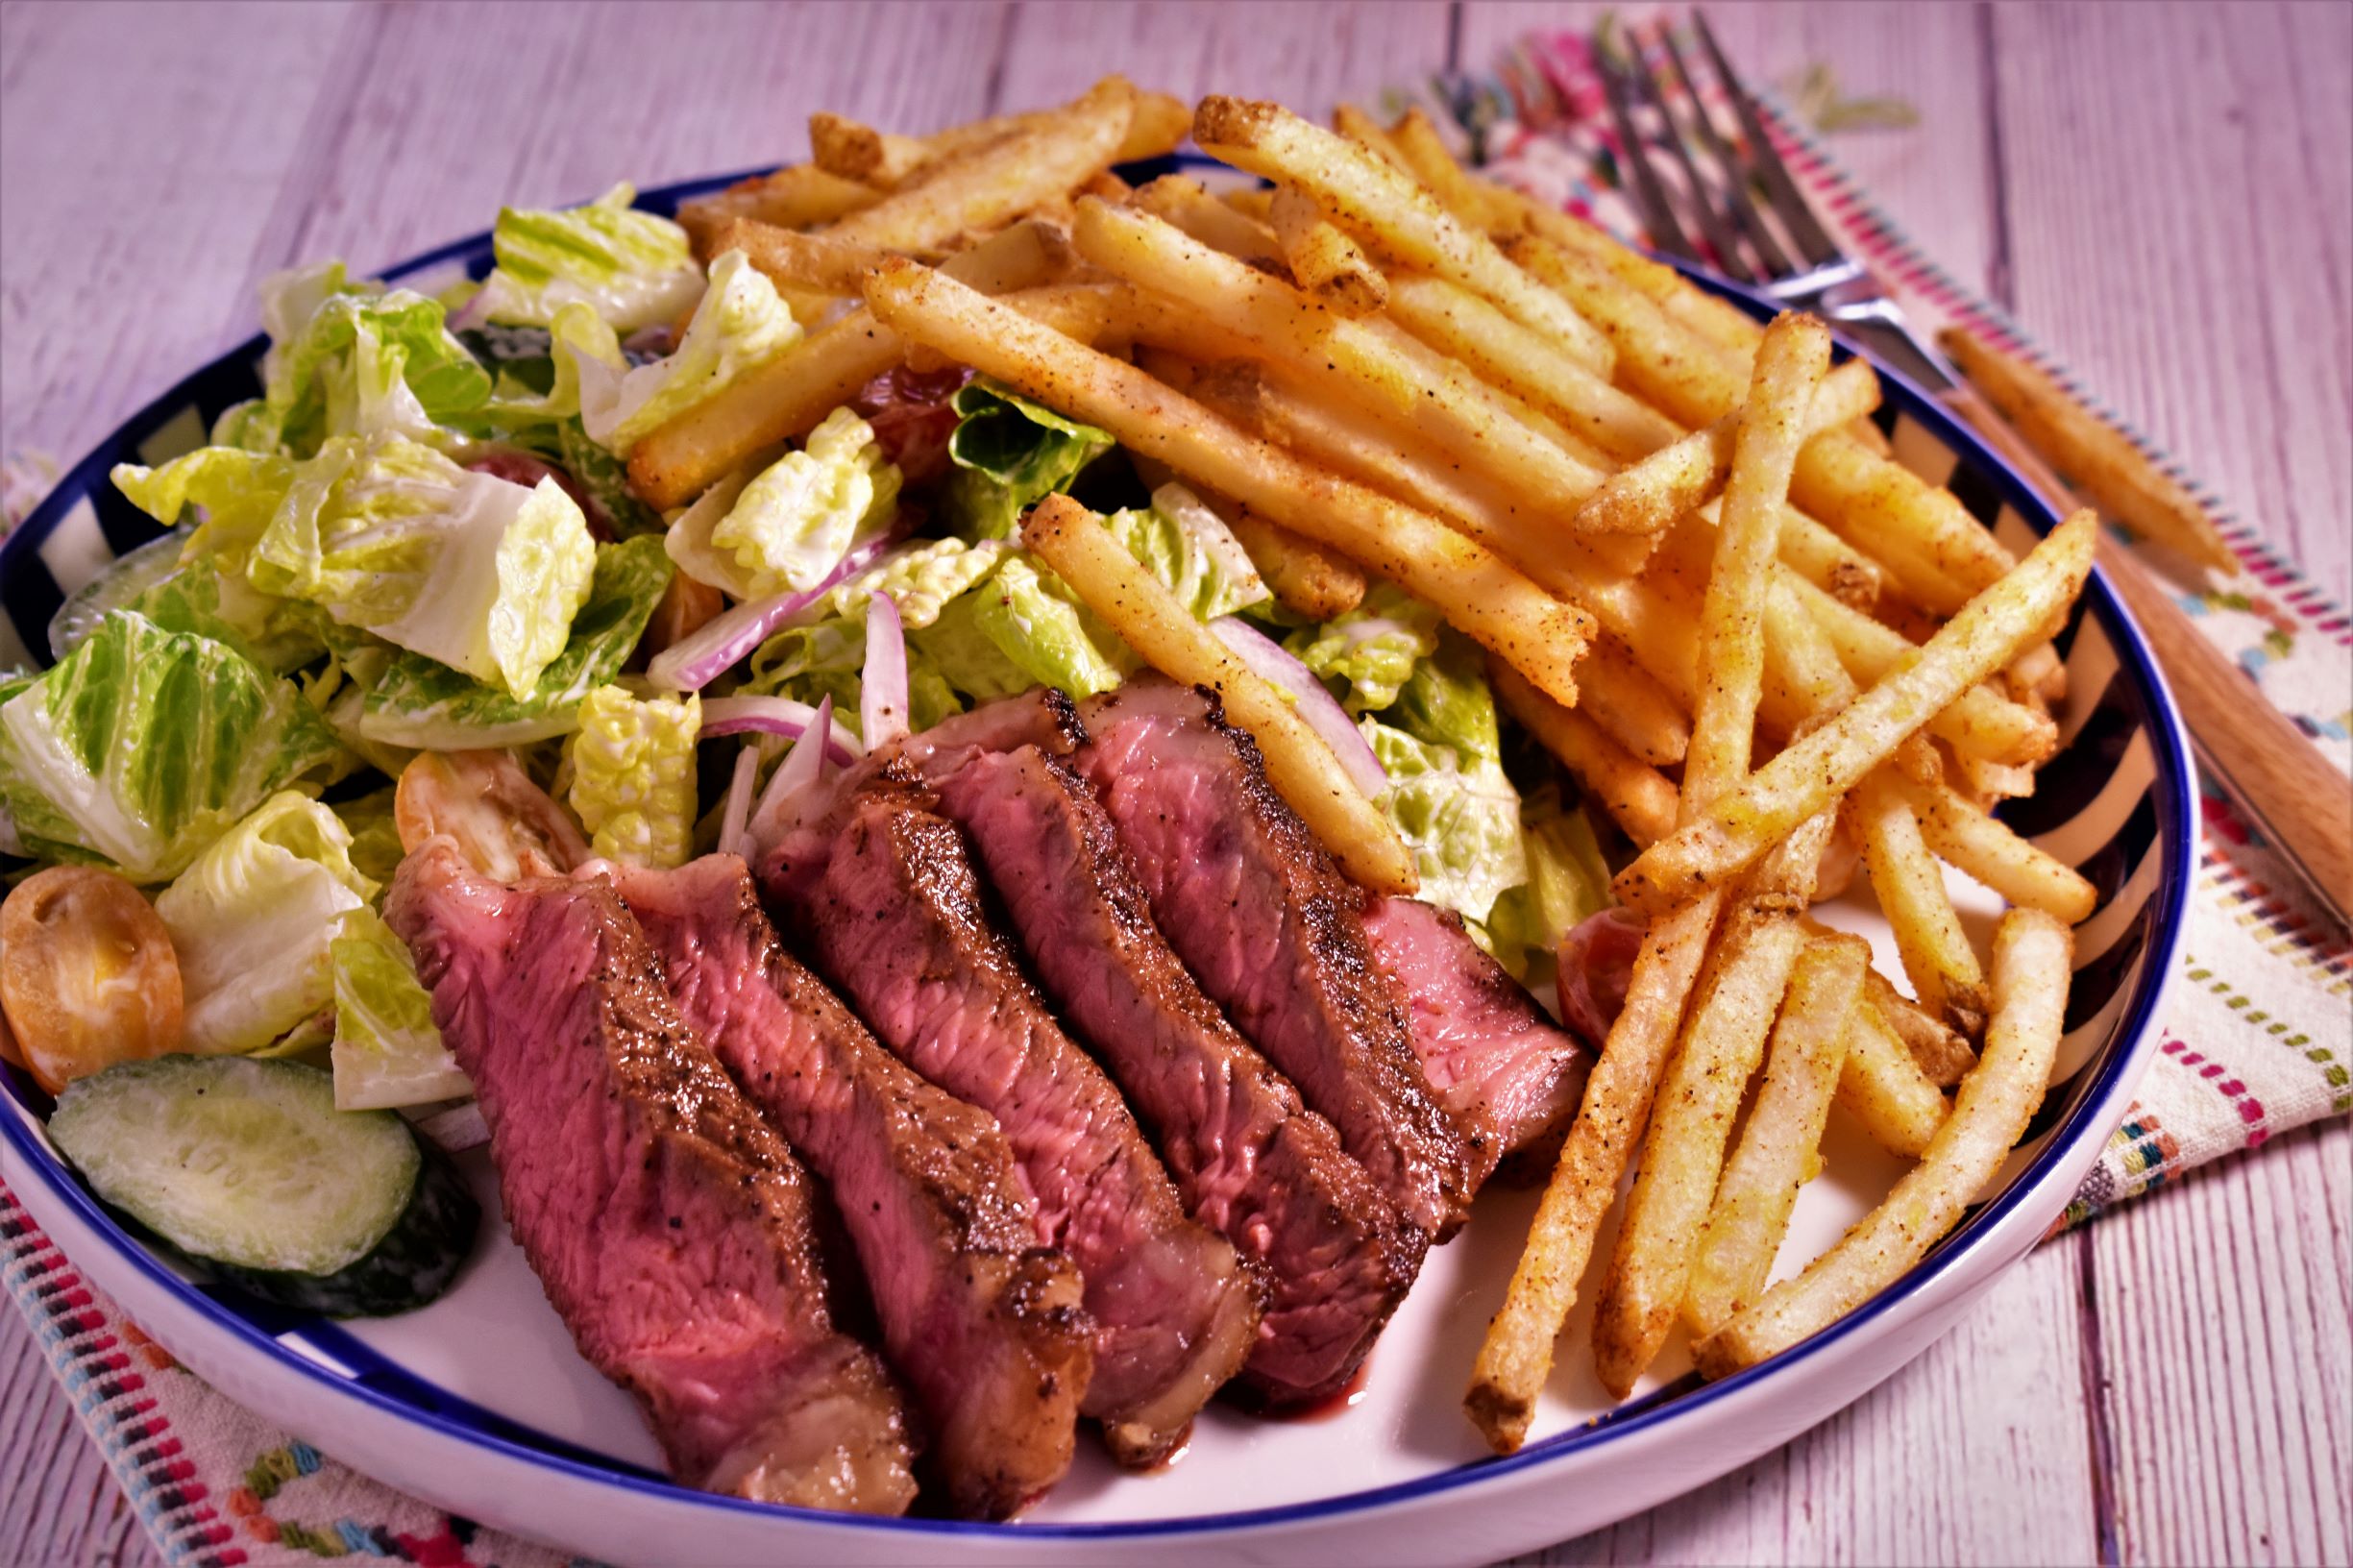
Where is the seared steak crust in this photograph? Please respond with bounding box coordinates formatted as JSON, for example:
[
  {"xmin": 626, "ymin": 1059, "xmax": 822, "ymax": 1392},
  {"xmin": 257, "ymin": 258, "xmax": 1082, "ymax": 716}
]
[
  {"xmin": 935, "ymin": 747, "xmax": 1420, "ymax": 1405},
  {"xmin": 769, "ymin": 779, "xmax": 1262, "ymax": 1467},
  {"xmin": 608, "ymin": 856, "xmax": 1091, "ymax": 1520},
  {"xmin": 1075, "ymin": 681, "xmax": 1474, "ymax": 1237},
  {"xmin": 385, "ymin": 842, "xmax": 918, "ymax": 1515}
]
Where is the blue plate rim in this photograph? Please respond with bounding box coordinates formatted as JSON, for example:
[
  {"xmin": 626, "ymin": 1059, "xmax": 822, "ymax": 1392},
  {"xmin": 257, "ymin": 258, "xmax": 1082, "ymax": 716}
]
[{"xmin": 0, "ymin": 166, "xmax": 2197, "ymax": 1541}]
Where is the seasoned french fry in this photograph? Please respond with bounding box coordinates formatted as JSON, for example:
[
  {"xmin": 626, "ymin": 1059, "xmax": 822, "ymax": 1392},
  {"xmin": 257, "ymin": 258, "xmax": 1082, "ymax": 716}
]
[
  {"xmin": 1900, "ymin": 773, "xmax": 2097, "ymax": 923},
  {"xmin": 862, "ymin": 258, "xmax": 1594, "ymax": 708},
  {"xmin": 1572, "ymin": 357, "xmax": 1878, "ymax": 535},
  {"xmin": 1860, "ymin": 961, "xmax": 1978, "ymax": 1087},
  {"xmin": 1332, "ymin": 102, "xmax": 1415, "ymax": 172},
  {"xmin": 1268, "ymin": 185, "xmax": 1388, "ymax": 315},
  {"xmin": 1132, "ymin": 174, "xmax": 1286, "ymax": 266},
  {"xmin": 1938, "ymin": 328, "xmax": 2235, "ymax": 573},
  {"xmin": 676, "ymin": 164, "xmax": 881, "ymax": 246},
  {"xmin": 1022, "ymin": 494, "xmax": 1412, "ymax": 892},
  {"xmin": 710, "ymin": 215, "xmax": 891, "ymax": 295},
  {"xmin": 1072, "ymin": 198, "xmax": 1615, "ymax": 527},
  {"xmin": 821, "ymin": 77, "xmax": 1136, "ymax": 253},
  {"xmin": 1488, "ymin": 187, "xmax": 1764, "ymax": 357},
  {"xmin": 1385, "ymin": 107, "xmax": 1510, "ymax": 229},
  {"xmin": 1382, "ymin": 274, "xmax": 1682, "ymax": 465},
  {"xmin": 1699, "ymin": 909, "xmax": 2072, "ymax": 1376},
  {"xmin": 1790, "ymin": 430, "xmax": 2015, "ymax": 615},
  {"xmin": 1835, "ymin": 998, "xmax": 1952, "ymax": 1157},
  {"xmin": 809, "ymin": 112, "xmax": 937, "ymax": 189},
  {"xmin": 1573, "ymin": 635, "xmax": 1691, "ymax": 768},
  {"xmin": 1612, "ymin": 513, "xmax": 2098, "ymax": 917},
  {"xmin": 1849, "ymin": 771, "xmax": 1991, "ymax": 1039},
  {"xmin": 1752, "ymin": 498, "xmax": 1883, "ymax": 610},
  {"xmin": 1491, "ymin": 663, "xmax": 1680, "ymax": 848},
  {"xmin": 1507, "ymin": 233, "xmax": 1746, "ymax": 426},
  {"xmin": 1683, "ymin": 932, "xmax": 1870, "ymax": 1337},
  {"xmin": 627, "ymin": 222, "xmax": 1076, "ymax": 509},
  {"xmin": 1195, "ymin": 96, "xmax": 1614, "ymax": 373}
]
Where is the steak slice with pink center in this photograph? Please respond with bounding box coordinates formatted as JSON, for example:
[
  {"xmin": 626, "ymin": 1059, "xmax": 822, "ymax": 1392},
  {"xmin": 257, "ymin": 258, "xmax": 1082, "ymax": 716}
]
[
  {"xmin": 934, "ymin": 745, "xmax": 1421, "ymax": 1405},
  {"xmin": 385, "ymin": 841, "xmax": 918, "ymax": 1514},
  {"xmin": 606, "ymin": 855, "xmax": 1091, "ymax": 1520}
]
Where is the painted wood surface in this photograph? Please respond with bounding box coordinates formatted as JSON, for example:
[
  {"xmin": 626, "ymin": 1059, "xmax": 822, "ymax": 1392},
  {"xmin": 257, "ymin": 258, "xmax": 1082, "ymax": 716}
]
[{"xmin": 0, "ymin": 3, "xmax": 2344, "ymax": 1564}]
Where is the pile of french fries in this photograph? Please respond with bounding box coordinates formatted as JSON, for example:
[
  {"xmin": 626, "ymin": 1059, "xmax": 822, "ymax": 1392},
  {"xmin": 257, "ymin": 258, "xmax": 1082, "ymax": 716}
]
[{"xmin": 654, "ymin": 81, "xmax": 2099, "ymax": 1455}]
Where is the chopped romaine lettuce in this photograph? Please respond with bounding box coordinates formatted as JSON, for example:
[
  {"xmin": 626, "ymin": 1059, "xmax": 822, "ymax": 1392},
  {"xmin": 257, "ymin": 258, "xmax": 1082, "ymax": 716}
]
[
  {"xmin": 1485, "ymin": 789, "xmax": 1613, "ymax": 981},
  {"xmin": 154, "ymin": 792, "xmax": 378, "ymax": 1055},
  {"xmin": 1100, "ymin": 482, "xmax": 1269, "ymax": 621},
  {"xmin": 1360, "ymin": 715, "xmax": 1528, "ymax": 927},
  {"xmin": 567, "ymin": 685, "xmax": 699, "ymax": 868},
  {"xmin": 331, "ymin": 785, "xmax": 407, "ymax": 887},
  {"xmin": 475, "ymin": 184, "xmax": 701, "ymax": 332},
  {"xmin": 330, "ymin": 904, "xmax": 470, "ymax": 1111},
  {"xmin": 941, "ymin": 378, "xmax": 1113, "ymax": 538},
  {"xmin": 564, "ymin": 250, "xmax": 802, "ymax": 456},
  {"xmin": 919, "ymin": 553, "xmax": 1130, "ymax": 704},
  {"xmin": 249, "ymin": 433, "xmax": 597, "ymax": 697},
  {"xmin": 0, "ymin": 613, "xmax": 343, "ymax": 883},
  {"xmin": 356, "ymin": 534, "xmax": 674, "ymax": 748},
  {"xmin": 667, "ymin": 406, "xmax": 902, "ymax": 599},
  {"xmin": 212, "ymin": 263, "xmax": 492, "ymax": 456},
  {"xmin": 1284, "ymin": 582, "xmax": 1443, "ymax": 715},
  {"xmin": 744, "ymin": 538, "xmax": 1008, "ymax": 696},
  {"xmin": 110, "ymin": 445, "xmax": 298, "ymax": 566},
  {"xmin": 1387, "ymin": 628, "xmax": 1504, "ymax": 762}
]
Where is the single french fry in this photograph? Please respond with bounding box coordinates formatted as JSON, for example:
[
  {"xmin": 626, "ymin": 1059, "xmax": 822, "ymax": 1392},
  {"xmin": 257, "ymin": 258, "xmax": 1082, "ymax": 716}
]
[
  {"xmin": 711, "ymin": 215, "xmax": 894, "ymax": 295},
  {"xmin": 1846, "ymin": 414, "xmax": 1895, "ymax": 457},
  {"xmin": 1268, "ymin": 185, "xmax": 1388, "ymax": 315},
  {"xmin": 1022, "ymin": 494, "xmax": 1412, "ymax": 892},
  {"xmin": 1836, "ymin": 999, "xmax": 1952, "ymax": 1156},
  {"xmin": 1491, "ymin": 663, "xmax": 1680, "ymax": 847},
  {"xmin": 1572, "ymin": 357, "xmax": 1878, "ymax": 534},
  {"xmin": 1573, "ymin": 636, "xmax": 1691, "ymax": 768},
  {"xmin": 1939, "ymin": 328, "xmax": 2235, "ymax": 574},
  {"xmin": 1468, "ymin": 890, "xmax": 1718, "ymax": 1453},
  {"xmin": 1591, "ymin": 810, "xmax": 1831, "ymax": 1396},
  {"xmin": 862, "ymin": 258, "xmax": 1594, "ymax": 707},
  {"xmin": 1683, "ymin": 932, "xmax": 1870, "ymax": 1337},
  {"xmin": 1699, "ymin": 909, "xmax": 2072, "ymax": 1375},
  {"xmin": 1195, "ymin": 96, "xmax": 1614, "ymax": 373},
  {"xmin": 1849, "ymin": 771, "xmax": 1991, "ymax": 1039},
  {"xmin": 809, "ymin": 112, "xmax": 937, "ymax": 189},
  {"xmin": 676, "ymin": 164, "xmax": 882, "ymax": 247},
  {"xmin": 1612, "ymin": 514, "xmax": 2099, "ymax": 917},
  {"xmin": 1383, "ymin": 273, "xmax": 1682, "ymax": 466},
  {"xmin": 1790, "ymin": 430, "xmax": 2015, "ymax": 616},
  {"xmin": 1860, "ymin": 961, "xmax": 1978, "ymax": 1087},
  {"xmin": 821, "ymin": 77, "xmax": 1136, "ymax": 254},
  {"xmin": 626, "ymin": 222, "xmax": 1076, "ymax": 508},
  {"xmin": 1754, "ymin": 499, "xmax": 1883, "ymax": 610},
  {"xmin": 1333, "ymin": 102, "xmax": 1415, "ymax": 173},
  {"xmin": 1132, "ymin": 174, "xmax": 1287, "ymax": 266},
  {"xmin": 1385, "ymin": 107, "xmax": 1511, "ymax": 229},
  {"xmin": 1900, "ymin": 772, "xmax": 2097, "ymax": 924}
]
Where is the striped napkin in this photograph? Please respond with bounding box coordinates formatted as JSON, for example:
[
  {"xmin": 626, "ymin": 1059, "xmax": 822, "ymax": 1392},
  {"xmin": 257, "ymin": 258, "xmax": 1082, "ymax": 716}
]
[{"xmin": 3, "ymin": 32, "xmax": 2347, "ymax": 1568}]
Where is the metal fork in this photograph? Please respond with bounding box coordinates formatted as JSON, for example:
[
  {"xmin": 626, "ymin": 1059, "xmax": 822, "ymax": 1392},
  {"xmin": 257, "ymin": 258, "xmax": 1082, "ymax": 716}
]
[
  {"xmin": 1597, "ymin": 12, "xmax": 1962, "ymax": 393},
  {"xmin": 1598, "ymin": 11, "xmax": 2353, "ymax": 932}
]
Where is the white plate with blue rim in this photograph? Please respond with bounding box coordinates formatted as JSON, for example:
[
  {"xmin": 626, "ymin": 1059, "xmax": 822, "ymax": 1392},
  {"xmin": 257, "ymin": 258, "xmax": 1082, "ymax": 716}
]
[{"xmin": 0, "ymin": 164, "xmax": 2193, "ymax": 1566}]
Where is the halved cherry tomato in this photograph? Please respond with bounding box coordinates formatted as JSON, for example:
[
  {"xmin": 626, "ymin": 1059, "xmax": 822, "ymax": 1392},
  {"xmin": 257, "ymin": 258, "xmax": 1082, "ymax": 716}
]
[
  {"xmin": 395, "ymin": 750, "xmax": 588, "ymax": 883},
  {"xmin": 0, "ymin": 866, "xmax": 184, "ymax": 1092}
]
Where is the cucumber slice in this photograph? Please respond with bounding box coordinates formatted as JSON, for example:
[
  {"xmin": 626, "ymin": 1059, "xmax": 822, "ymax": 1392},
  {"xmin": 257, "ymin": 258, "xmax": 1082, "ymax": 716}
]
[{"xmin": 49, "ymin": 1056, "xmax": 478, "ymax": 1317}]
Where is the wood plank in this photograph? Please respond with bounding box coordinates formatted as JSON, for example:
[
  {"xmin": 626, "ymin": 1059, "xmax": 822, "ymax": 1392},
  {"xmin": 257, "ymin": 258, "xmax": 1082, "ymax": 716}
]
[{"xmin": 1989, "ymin": 0, "xmax": 2352, "ymax": 603}]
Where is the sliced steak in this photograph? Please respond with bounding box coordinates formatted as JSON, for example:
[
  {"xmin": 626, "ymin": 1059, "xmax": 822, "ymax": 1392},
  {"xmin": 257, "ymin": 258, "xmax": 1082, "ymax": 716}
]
[
  {"xmin": 1075, "ymin": 680, "xmax": 1474, "ymax": 1237},
  {"xmin": 1360, "ymin": 896, "xmax": 1595, "ymax": 1189},
  {"xmin": 766, "ymin": 777, "xmax": 1262, "ymax": 1466},
  {"xmin": 934, "ymin": 747, "xmax": 1420, "ymax": 1405},
  {"xmin": 385, "ymin": 841, "xmax": 918, "ymax": 1514},
  {"xmin": 606, "ymin": 855, "xmax": 1091, "ymax": 1520}
]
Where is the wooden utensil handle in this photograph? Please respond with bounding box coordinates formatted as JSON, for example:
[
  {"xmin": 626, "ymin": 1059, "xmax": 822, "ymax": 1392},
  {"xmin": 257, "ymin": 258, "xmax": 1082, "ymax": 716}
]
[{"xmin": 1939, "ymin": 383, "xmax": 2353, "ymax": 930}]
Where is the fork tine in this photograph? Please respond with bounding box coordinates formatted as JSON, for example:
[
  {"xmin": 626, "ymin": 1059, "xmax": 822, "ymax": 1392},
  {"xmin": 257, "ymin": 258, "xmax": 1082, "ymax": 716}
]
[
  {"xmin": 1691, "ymin": 10, "xmax": 1844, "ymax": 267},
  {"xmin": 1654, "ymin": 23, "xmax": 1796, "ymax": 278},
  {"xmin": 1624, "ymin": 22, "xmax": 1754, "ymax": 282},
  {"xmin": 1595, "ymin": 32, "xmax": 1701, "ymax": 266}
]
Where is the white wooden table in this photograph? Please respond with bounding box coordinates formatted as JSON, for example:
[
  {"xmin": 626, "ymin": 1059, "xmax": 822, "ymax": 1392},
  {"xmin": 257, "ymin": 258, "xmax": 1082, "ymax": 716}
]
[{"xmin": 2, "ymin": 3, "xmax": 2346, "ymax": 1562}]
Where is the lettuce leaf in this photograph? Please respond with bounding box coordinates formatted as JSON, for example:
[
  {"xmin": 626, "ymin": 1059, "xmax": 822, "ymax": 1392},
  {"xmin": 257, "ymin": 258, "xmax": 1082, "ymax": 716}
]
[
  {"xmin": 331, "ymin": 785, "xmax": 407, "ymax": 887},
  {"xmin": 565, "ymin": 250, "xmax": 802, "ymax": 456},
  {"xmin": 330, "ymin": 904, "xmax": 470, "ymax": 1111},
  {"xmin": 153, "ymin": 792, "xmax": 378, "ymax": 1055},
  {"xmin": 212, "ymin": 263, "xmax": 492, "ymax": 456},
  {"xmin": 1101, "ymin": 482, "xmax": 1269, "ymax": 621},
  {"xmin": 249, "ymin": 433, "xmax": 597, "ymax": 697},
  {"xmin": 941, "ymin": 379, "xmax": 1113, "ymax": 538},
  {"xmin": 1484, "ymin": 789, "xmax": 1612, "ymax": 981},
  {"xmin": 918, "ymin": 553, "xmax": 1130, "ymax": 704},
  {"xmin": 0, "ymin": 614, "xmax": 343, "ymax": 882},
  {"xmin": 1360, "ymin": 715, "xmax": 1528, "ymax": 927},
  {"xmin": 476, "ymin": 184, "xmax": 701, "ymax": 332},
  {"xmin": 566, "ymin": 685, "xmax": 699, "ymax": 868},
  {"xmin": 1284, "ymin": 581, "xmax": 1443, "ymax": 715},
  {"xmin": 744, "ymin": 538, "xmax": 1008, "ymax": 698},
  {"xmin": 1387, "ymin": 628, "xmax": 1504, "ymax": 762},
  {"xmin": 666, "ymin": 406, "xmax": 902, "ymax": 599},
  {"xmin": 355, "ymin": 534, "xmax": 674, "ymax": 748}
]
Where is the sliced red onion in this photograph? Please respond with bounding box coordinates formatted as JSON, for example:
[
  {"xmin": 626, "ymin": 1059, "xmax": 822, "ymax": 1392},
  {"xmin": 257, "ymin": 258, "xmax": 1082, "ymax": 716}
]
[
  {"xmin": 1556, "ymin": 907, "xmax": 1648, "ymax": 1046},
  {"xmin": 410, "ymin": 1100, "xmax": 489, "ymax": 1154},
  {"xmin": 746, "ymin": 694, "xmax": 834, "ymax": 854},
  {"xmin": 645, "ymin": 528, "xmax": 909, "ymax": 691},
  {"xmin": 1208, "ymin": 616, "xmax": 1387, "ymax": 797},
  {"xmin": 699, "ymin": 695, "xmax": 863, "ymax": 766},
  {"xmin": 861, "ymin": 592, "xmax": 909, "ymax": 748},
  {"xmin": 716, "ymin": 743, "xmax": 760, "ymax": 862}
]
